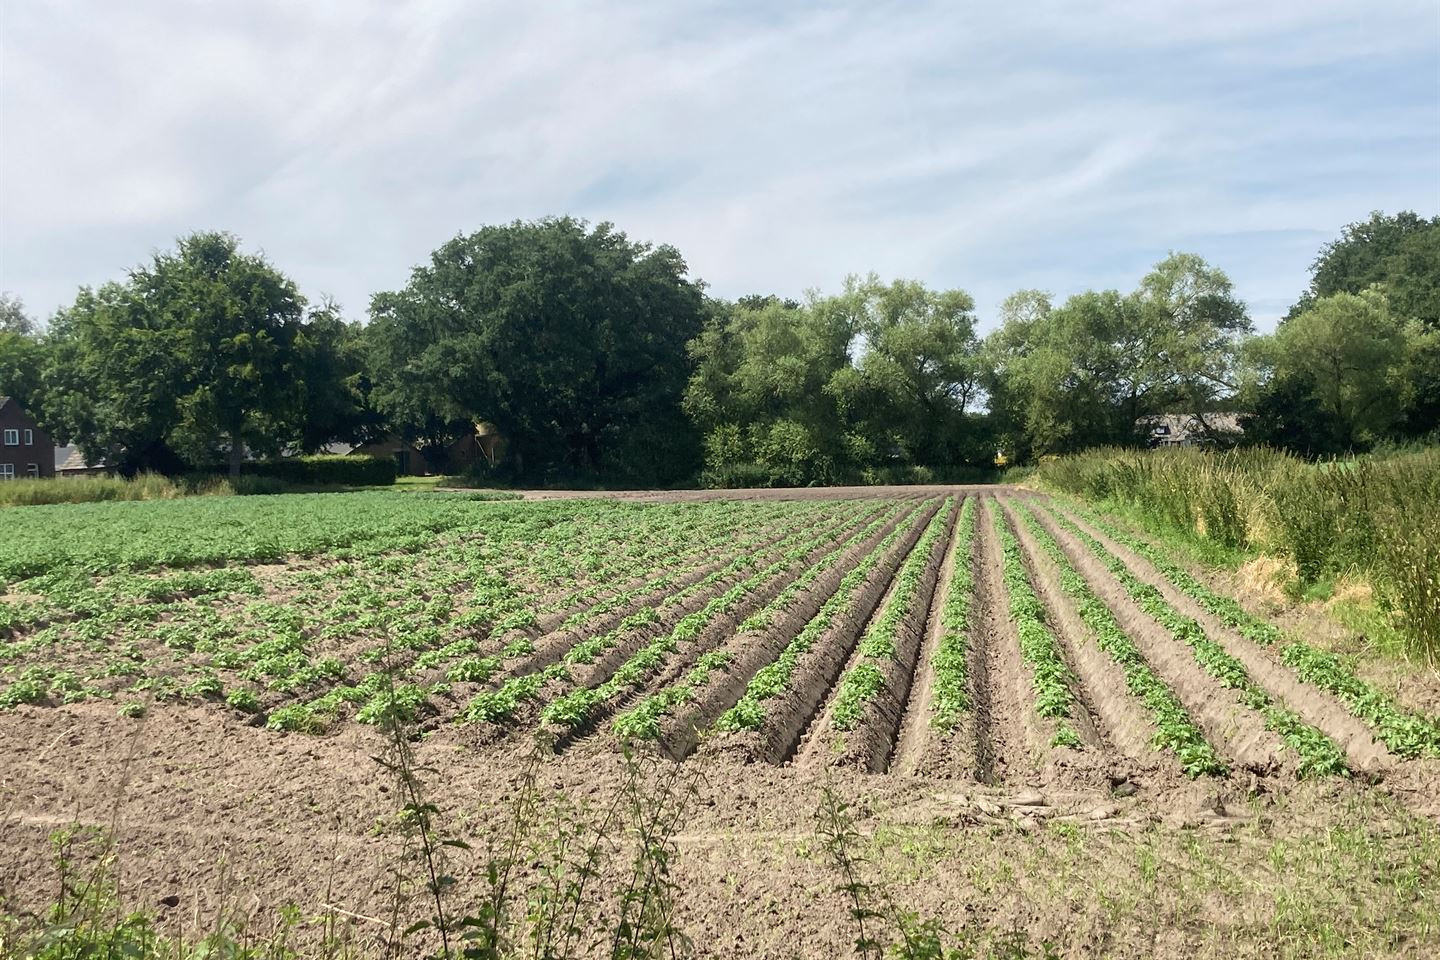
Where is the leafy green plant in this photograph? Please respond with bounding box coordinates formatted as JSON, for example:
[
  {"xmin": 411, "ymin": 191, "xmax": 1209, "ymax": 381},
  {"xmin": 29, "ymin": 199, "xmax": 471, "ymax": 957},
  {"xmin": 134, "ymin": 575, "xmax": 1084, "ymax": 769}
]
[
  {"xmin": 993, "ymin": 508, "xmax": 1082, "ymax": 748},
  {"xmin": 831, "ymin": 501, "xmax": 954, "ymax": 731},
  {"xmin": 1044, "ymin": 505, "xmax": 1349, "ymax": 778},
  {"xmin": 1011, "ymin": 501, "xmax": 1226, "ymax": 777}
]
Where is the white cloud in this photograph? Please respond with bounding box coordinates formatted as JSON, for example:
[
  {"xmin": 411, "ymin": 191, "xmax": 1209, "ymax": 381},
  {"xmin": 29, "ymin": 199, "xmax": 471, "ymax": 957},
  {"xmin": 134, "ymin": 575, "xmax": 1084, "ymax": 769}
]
[{"xmin": 1, "ymin": 0, "xmax": 1436, "ymax": 331}]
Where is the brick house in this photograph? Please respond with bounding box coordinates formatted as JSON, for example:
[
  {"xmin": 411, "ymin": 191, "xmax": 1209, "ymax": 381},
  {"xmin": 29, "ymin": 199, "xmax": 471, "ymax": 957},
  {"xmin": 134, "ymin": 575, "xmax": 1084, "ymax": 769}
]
[{"xmin": 0, "ymin": 397, "xmax": 56, "ymax": 479}]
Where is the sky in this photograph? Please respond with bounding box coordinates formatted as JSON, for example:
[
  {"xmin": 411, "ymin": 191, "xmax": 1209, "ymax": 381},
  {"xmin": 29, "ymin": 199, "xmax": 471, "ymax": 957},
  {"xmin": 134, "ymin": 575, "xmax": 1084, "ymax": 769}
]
[{"xmin": 2, "ymin": 0, "xmax": 1437, "ymax": 334}]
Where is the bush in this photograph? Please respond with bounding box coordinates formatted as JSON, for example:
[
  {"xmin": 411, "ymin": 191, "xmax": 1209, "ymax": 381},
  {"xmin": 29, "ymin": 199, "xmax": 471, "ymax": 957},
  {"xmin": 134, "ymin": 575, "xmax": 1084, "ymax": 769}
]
[{"xmin": 244, "ymin": 455, "xmax": 396, "ymax": 487}]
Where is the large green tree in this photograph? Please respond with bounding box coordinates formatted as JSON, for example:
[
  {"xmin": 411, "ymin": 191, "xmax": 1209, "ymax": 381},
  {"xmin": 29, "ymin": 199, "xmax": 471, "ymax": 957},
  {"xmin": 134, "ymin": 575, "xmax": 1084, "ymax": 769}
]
[
  {"xmin": 366, "ymin": 218, "xmax": 706, "ymax": 484},
  {"xmin": 685, "ymin": 291, "xmax": 858, "ymax": 485},
  {"xmin": 0, "ymin": 293, "xmax": 45, "ymax": 411},
  {"xmin": 833, "ymin": 277, "xmax": 980, "ymax": 467},
  {"xmin": 1291, "ymin": 211, "xmax": 1440, "ymax": 325},
  {"xmin": 1247, "ymin": 289, "xmax": 1425, "ymax": 449},
  {"xmin": 42, "ymin": 232, "xmax": 351, "ymax": 476},
  {"xmin": 1245, "ymin": 211, "xmax": 1440, "ymax": 451},
  {"xmin": 984, "ymin": 253, "xmax": 1250, "ymax": 458},
  {"xmin": 685, "ymin": 276, "xmax": 984, "ymax": 485}
]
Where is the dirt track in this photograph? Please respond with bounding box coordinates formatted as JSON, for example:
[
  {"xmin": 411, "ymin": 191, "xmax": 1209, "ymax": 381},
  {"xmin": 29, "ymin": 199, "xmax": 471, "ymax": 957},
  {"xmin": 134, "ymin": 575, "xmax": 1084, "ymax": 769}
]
[{"xmin": 3, "ymin": 488, "xmax": 1439, "ymax": 958}]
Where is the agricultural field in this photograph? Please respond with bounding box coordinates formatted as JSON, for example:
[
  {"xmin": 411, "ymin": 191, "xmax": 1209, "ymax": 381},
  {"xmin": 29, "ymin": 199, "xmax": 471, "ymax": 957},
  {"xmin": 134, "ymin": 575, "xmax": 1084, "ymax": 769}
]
[{"xmin": 2, "ymin": 486, "xmax": 1439, "ymax": 959}]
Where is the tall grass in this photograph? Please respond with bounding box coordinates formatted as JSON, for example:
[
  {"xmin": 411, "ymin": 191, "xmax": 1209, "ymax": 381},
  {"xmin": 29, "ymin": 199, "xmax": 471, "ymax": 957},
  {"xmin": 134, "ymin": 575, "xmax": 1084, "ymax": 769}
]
[
  {"xmin": 0, "ymin": 473, "xmax": 396, "ymax": 508},
  {"xmin": 0, "ymin": 473, "xmax": 237, "ymax": 507},
  {"xmin": 1037, "ymin": 446, "xmax": 1440, "ymax": 661}
]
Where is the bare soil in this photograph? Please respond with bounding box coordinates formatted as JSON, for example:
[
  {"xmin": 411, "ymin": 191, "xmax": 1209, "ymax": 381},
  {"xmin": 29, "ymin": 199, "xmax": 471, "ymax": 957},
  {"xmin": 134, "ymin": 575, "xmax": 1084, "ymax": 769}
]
[{"xmin": 4, "ymin": 487, "xmax": 1440, "ymax": 959}]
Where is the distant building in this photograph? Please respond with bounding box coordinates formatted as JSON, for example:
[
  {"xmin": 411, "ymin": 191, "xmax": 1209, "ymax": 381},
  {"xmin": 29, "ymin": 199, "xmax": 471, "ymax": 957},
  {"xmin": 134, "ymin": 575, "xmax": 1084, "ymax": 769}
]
[
  {"xmin": 1138, "ymin": 413, "xmax": 1244, "ymax": 448},
  {"xmin": 54, "ymin": 445, "xmax": 111, "ymax": 476},
  {"xmin": 0, "ymin": 397, "xmax": 56, "ymax": 479}
]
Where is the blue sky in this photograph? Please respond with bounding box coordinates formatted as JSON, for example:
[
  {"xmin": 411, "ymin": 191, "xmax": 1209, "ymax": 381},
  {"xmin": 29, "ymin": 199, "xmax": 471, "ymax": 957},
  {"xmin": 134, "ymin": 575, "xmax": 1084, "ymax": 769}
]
[{"xmin": 2, "ymin": 0, "xmax": 1437, "ymax": 332}]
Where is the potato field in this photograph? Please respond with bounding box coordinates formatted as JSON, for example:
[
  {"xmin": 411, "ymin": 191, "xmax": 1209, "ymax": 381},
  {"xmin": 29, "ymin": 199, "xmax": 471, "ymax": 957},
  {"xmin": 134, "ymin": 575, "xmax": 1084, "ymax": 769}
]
[{"xmin": 3, "ymin": 487, "xmax": 1439, "ymax": 959}]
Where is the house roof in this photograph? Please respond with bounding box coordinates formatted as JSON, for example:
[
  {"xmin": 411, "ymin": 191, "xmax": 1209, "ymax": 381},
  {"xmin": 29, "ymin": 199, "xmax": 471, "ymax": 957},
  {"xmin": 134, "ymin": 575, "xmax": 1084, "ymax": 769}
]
[
  {"xmin": 1137, "ymin": 412, "xmax": 1244, "ymax": 436},
  {"xmin": 56, "ymin": 445, "xmax": 109, "ymax": 471},
  {"xmin": 0, "ymin": 396, "xmax": 13, "ymax": 414}
]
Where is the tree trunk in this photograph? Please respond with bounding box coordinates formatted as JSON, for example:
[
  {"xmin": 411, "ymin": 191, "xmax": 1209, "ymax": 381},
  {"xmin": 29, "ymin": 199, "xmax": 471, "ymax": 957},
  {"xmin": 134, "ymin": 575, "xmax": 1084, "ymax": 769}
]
[{"xmin": 229, "ymin": 433, "xmax": 243, "ymax": 480}]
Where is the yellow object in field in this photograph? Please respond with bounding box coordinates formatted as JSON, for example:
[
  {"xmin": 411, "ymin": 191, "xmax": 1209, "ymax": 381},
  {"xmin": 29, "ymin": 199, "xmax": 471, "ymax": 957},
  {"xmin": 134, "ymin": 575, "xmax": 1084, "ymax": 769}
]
[{"xmin": 993, "ymin": 451, "xmax": 1008, "ymax": 467}]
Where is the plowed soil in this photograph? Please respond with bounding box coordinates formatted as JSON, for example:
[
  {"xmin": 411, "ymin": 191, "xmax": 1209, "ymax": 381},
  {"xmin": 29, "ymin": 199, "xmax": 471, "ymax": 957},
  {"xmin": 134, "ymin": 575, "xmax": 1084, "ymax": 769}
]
[{"xmin": 3, "ymin": 487, "xmax": 1439, "ymax": 959}]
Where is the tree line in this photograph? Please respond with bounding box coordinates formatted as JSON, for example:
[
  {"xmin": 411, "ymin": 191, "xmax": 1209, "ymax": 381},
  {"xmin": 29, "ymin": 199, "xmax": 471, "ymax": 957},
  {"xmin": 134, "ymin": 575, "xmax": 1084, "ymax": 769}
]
[{"xmin": 1, "ymin": 211, "xmax": 1435, "ymax": 486}]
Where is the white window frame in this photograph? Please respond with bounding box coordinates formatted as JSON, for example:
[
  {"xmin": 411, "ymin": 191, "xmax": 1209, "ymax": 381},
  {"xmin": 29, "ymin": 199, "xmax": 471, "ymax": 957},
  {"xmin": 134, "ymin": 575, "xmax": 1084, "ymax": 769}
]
[
  {"xmin": 26, "ymin": 463, "xmax": 39, "ymax": 478},
  {"xmin": 23, "ymin": 429, "xmax": 33, "ymax": 445},
  {"xmin": 2, "ymin": 429, "xmax": 16, "ymax": 445},
  {"xmin": 0, "ymin": 463, "xmax": 14, "ymax": 479}
]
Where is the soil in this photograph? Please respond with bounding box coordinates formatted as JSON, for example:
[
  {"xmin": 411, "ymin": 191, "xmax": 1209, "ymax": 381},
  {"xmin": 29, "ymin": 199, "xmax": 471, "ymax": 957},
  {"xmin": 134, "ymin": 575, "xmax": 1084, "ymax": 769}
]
[{"xmin": 4, "ymin": 486, "xmax": 1440, "ymax": 959}]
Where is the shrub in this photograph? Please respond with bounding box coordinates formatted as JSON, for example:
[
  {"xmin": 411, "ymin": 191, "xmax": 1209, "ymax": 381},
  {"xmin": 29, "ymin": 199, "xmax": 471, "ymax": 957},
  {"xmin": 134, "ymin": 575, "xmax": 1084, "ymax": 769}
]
[{"xmin": 244, "ymin": 454, "xmax": 397, "ymax": 487}]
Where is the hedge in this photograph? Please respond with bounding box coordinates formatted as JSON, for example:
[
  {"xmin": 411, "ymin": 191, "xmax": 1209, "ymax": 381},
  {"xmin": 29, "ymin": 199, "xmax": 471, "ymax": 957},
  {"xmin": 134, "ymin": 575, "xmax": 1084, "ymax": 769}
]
[{"xmin": 244, "ymin": 455, "xmax": 397, "ymax": 487}]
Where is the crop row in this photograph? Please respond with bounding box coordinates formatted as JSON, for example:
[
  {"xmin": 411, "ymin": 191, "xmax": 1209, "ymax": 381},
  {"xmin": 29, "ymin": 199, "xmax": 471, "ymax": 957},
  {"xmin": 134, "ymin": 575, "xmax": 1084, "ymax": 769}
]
[
  {"xmin": 539, "ymin": 503, "xmax": 892, "ymax": 735},
  {"xmin": 0, "ymin": 498, "xmax": 835, "ymax": 725},
  {"xmin": 715, "ymin": 501, "xmax": 932, "ymax": 732},
  {"xmin": 611, "ymin": 503, "xmax": 909, "ymax": 739},
  {"xmin": 1062, "ymin": 503, "xmax": 1440, "ymax": 760},
  {"xmin": 993, "ymin": 506, "xmax": 1082, "ymax": 748},
  {"xmin": 1042, "ymin": 507, "xmax": 1350, "ymax": 778},
  {"xmin": 251, "ymin": 500, "xmax": 812, "ymax": 730},
  {"xmin": 410, "ymin": 500, "xmax": 841, "ymax": 691},
  {"xmin": 829, "ymin": 499, "xmax": 955, "ymax": 731},
  {"xmin": 458, "ymin": 504, "xmax": 876, "ymax": 726},
  {"xmin": 928, "ymin": 497, "xmax": 979, "ymax": 733},
  {"xmin": 275, "ymin": 500, "xmax": 851, "ymax": 730},
  {"xmin": 1010, "ymin": 501, "xmax": 1226, "ymax": 777}
]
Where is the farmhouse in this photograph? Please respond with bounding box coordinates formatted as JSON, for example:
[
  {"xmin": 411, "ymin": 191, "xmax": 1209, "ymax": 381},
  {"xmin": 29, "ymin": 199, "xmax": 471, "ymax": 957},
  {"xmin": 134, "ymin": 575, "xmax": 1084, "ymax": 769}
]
[
  {"xmin": 0, "ymin": 397, "xmax": 55, "ymax": 479},
  {"xmin": 1138, "ymin": 412, "xmax": 1243, "ymax": 448}
]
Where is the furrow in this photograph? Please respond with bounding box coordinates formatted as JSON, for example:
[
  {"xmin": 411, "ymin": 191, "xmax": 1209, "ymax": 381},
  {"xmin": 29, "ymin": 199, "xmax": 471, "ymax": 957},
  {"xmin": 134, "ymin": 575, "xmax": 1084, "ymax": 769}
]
[
  {"xmin": 1053, "ymin": 503, "xmax": 1394, "ymax": 774},
  {"xmin": 891, "ymin": 497, "xmax": 967, "ymax": 776},
  {"xmin": 1000, "ymin": 496, "xmax": 1174, "ymax": 771},
  {"xmin": 1028, "ymin": 505, "xmax": 1293, "ymax": 776},
  {"xmin": 971, "ymin": 496, "xmax": 1045, "ymax": 785}
]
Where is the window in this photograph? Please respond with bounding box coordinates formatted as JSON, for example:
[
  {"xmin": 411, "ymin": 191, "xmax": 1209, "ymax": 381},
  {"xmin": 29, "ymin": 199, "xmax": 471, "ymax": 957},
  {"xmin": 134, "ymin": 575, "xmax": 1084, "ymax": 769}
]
[
  {"xmin": 2, "ymin": 429, "xmax": 16, "ymax": 445},
  {"xmin": 26, "ymin": 463, "xmax": 39, "ymax": 478},
  {"xmin": 0, "ymin": 464, "xmax": 13, "ymax": 480},
  {"xmin": 23, "ymin": 429, "xmax": 33, "ymax": 445}
]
